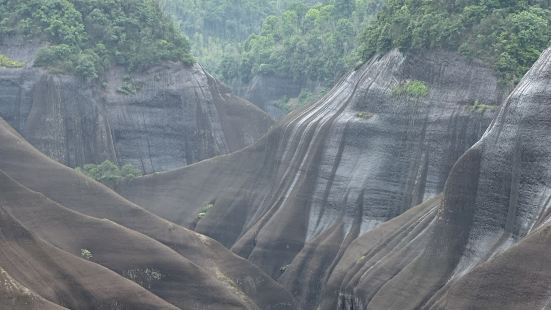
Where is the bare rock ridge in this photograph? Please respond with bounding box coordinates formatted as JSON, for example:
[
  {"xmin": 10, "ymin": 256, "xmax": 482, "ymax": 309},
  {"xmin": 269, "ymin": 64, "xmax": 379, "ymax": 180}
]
[
  {"xmin": 0, "ymin": 43, "xmax": 273, "ymax": 173},
  {"xmin": 318, "ymin": 46, "xmax": 551, "ymax": 310},
  {"xmin": 0, "ymin": 117, "xmax": 296, "ymax": 309},
  {"xmin": 118, "ymin": 49, "xmax": 503, "ymax": 307}
]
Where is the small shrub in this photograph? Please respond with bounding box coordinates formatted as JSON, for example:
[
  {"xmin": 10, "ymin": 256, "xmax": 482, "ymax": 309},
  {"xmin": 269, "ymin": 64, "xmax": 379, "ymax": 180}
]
[
  {"xmin": 123, "ymin": 268, "xmax": 164, "ymax": 289},
  {"xmin": 197, "ymin": 202, "xmax": 214, "ymax": 219},
  {"xmin": 34, "ymin": 45, "xmax": 74, "ymax": 67},
  {"xmin": 0, "ymin": 54, "xmax": 24, "ymax": 68},
  {"xmin": 356, "ymin": 112, "xmax": 373, "ymax": 119},
  {"xmin": 468, "ymin": 100, "xmax": 498, "ymax": 113},
  {"xmin": 116, "ymin": 77, "xmax": 143, "ymax": 95},
  {"xmin": 392, "ymin": 80, "xmax": 430, "ymax": 98},
  {"xmin": 81, "ymin": 249, "xmax": 93, "ymax": 260},
  {"xmin": 75, "ymin": 160, "xmax": 142, "ymax": 186}
]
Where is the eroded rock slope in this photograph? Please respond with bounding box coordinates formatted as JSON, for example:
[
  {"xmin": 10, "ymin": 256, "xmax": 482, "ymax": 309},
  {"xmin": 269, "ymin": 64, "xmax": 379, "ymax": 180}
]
[
  {"xmin": 0, "ymin": 117, "xmax": 295, "ymax": 309},
  {"xmin": 319, "ymin": 46, "xmax": 551, "ymax": 310},
  {"xmin": 0, "ymin": 43, "xmax": 272, "ymax": 173},
  {"xmin": 118, "ymin": 48, "xmax": 502, "ymax": 299}
]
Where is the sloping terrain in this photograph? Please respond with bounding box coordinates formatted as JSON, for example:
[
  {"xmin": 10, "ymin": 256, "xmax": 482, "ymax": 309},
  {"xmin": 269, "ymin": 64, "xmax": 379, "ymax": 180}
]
[
  {"xmin": 0, "ymin": 42, "xmax": 272, "ymax": 173},
  {"xmin": 118, "ymin": 48, "xmax": 502, "ymax": 294},
  {"xmin": 0, "ymin": 117, "xmax": 295, "ymax": 309},
  {"xmin": 318, "ymin": 46, "xmax": 551, "ymax": 309}
]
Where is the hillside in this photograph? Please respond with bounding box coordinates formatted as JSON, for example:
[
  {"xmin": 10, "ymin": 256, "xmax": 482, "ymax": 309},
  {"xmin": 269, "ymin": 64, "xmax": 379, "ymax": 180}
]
[
  {"xmin": 0, "ymin": 0, "xmax": 193, "ymax": 79},
  {"xmin": 118, "ymin": 48, "xmax": 503, "ymax": 308},
  {"xmin": 0, "ymin": 0, "xmax": 273, "ymax": 173},
  {"xmin": 0, "ymin": 116, "xmax": 296, "ymax": 309},
  {"xmin": 359, "ymin": 0, "xmax": 551, "ymax": 85},
  {"xmin": 2, "ymin": 0, "xmax": 551, "ymax": 309},
  {"xmin": 118, "ymin": 45, "xmax": 551, "ymax": 310}
]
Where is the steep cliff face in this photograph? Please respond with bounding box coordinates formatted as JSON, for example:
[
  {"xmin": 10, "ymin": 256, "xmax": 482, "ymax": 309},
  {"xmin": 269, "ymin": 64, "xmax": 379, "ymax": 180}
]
[
  {"xmin": 319, "ymin": 47, "xmax": 551, "ymax": 310},
  {"xmin": 118, "ymin": 49, "xmax": 502, "ymax": 299},
  {"xmin": 0, "ymin": 116, "xmax": 296, "ymax": 309},
  {"xmin": 242, "ymin": 74, "xmax": 304, "ymax": 119},
  {"xmin": 0, "ymin": 43, "xmax": 272, "ymax": 173}
]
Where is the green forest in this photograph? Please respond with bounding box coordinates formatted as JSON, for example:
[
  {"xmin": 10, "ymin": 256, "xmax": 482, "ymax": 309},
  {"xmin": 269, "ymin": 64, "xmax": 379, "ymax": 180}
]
[
  {"xmin": 0, "ymin": 0, "xmax": 193, "ymax": 80},
  {"xmin": 219, "ymin": 0, "xmax": 382, "ymax": 85},
  {"xmin": 359, "ymin": 0, "xmax": 551, "ymax": 85},
  {"xmin": 159, "ymin": 0, "xmax": 550, "ymax": 111},
  {"xmin": 1, "ymin": 0, "xmax": 550, "ymax": 92}
]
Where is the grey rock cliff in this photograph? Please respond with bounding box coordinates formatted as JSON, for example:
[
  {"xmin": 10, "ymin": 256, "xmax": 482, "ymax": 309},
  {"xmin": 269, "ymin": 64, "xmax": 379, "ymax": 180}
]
[
  {"xmin": 118, "ymin": 49, "xmax": 503, "ymax": 308},
  {"xmin": 0, "ymin": 44, "xmax": 273, "ymax": 173},
  {"xmin": 319, "ymin": 46, "xmax": 551, "ymax": 310},
  {"xmin": 243, "ymin": 74, "xmax": 304, "ymax": 119}
]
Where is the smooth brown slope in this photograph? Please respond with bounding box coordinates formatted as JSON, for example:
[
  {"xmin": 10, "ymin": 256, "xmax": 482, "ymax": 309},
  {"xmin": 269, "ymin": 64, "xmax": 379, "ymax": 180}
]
[
  {"xmin": 0, "ymin": 202, "xmax": 178, "ymax": 309},
  {"xmin": 0, "ymin": 170, "xmax": 251, "ymax": 309},
  {"xmin": 0, "ymin": 267, "xmax": 66, "ymax": 310},
  {"xmin": 0, "ymin": 117, "xmax": 296, "ymax": 309}
]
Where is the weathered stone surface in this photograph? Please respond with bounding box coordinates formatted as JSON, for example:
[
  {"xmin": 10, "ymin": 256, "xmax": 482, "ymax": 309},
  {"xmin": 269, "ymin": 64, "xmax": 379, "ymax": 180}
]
[
  {"xmin": 243, "ymin": 74, "xmax": 303, "ymax": 119},
  {"xmin": 118, "ymin": 49, "xmax": 502, "ymax": 308},
  {"xmin": 0, "ymin": 43, "xmax": 272, "ymax": 173},
  {"xmin": 319, "ymin": 47, "xmax": 551, "ymax": 310},
  {"xmin": 0, "ymin": 117, "xmax": 296, "ymax": 309}
]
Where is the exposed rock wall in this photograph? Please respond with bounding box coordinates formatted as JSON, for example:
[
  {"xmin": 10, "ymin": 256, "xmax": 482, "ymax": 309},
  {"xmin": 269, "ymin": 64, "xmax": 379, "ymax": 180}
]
[
  {"xmin": 118, "ymin": 49, "xmax": 502, "ymax": 302},
  {"xmin": 0, "ymin": 44, "xmax": 273, "ymax": 173},
  {"xmin": 243, "ymin": 74, "xmax": 304, "ymax": 119},
  {"xmin": 0, "ymin": 116, "xmax": 296, "ymax": 309},
  {"xmin": 319, "ymin": 47, "xmax": 551, "ymax": 310}
]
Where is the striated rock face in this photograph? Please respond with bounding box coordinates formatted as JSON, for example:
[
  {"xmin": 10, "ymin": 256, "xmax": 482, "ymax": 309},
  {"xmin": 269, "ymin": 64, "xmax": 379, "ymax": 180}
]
[
  {"xmin": 0, "ymin": 116, "xmax": 296, "ymax": 309},
  {"xmin": 243, "ymin": 74, "xmax": 304, "ymax": 119},
  {"xmin": 0, "ymin": 44, "xmax": 272, "ymax": 173},
  {"xmin": 118, "ymin": 49, "xmax": 503, "ymax": 307},
  {"xmin": 319, "ymin": 47, "xmax": 551, "ymax": 310}
]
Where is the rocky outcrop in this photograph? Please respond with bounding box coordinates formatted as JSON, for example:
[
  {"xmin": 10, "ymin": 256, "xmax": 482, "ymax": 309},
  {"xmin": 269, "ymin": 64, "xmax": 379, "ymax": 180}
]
[
  {"xmin": 118, "ymin": 49, "xmax": 503, "ymax": 307},
  {"xmin": 242, "ymin": 74, "xmax": 304, "ymax": 119},
  {"xmin": 0, "ymin": 117, "xmax": 296, "ymax": 309},
  {"xmin": 0, "ymin": 43, "xmax": 273, "ymax": 173},
  {"xmin": 319, "ymin": 47, "xmax": 551, "ymax": 310}
]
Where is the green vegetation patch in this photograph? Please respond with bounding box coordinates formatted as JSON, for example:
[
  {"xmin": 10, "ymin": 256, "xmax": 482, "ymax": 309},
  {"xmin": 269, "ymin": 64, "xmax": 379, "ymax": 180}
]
[
  {"xmin": 356, "ymin": 111, "xmax": 374, "ymax": 119},
  {"xmin": 359, "ymin": 1, "xmax": 551, "ymax": 85},
  {"xmin": 216, "ymin": 0, "xmax": 382, "ymax": 86},
  {"xmin": 392, "ymin": 80, "xmax": 429, "ymax": 98},
  {"xmin": 123, "ymin": 268, "xmax": 163, "ymax": 289},
  {"xmin": 197, "ymin": 202, "xmax": 214, "ymax": 219},
  {"xmin": 75, "ymin": 160, "xmax": 142, "ymax": 186},
  {"xmin": 0, "ymin": 54, "xmax": 24, "ymax": 68},
  {"xmin": 467, "ymin": 100, "xmax": 498, "ymax": 113},
  {"xmin": 116, "ymin": 76, "xmax": 143, "ymax": 95},
  {"xmin": 80, "ymin": 248, "xmax": 93, "ymax": 260},
  {"xmin": 0, "ymin": 0, "xmax": 194, "ymax": 80}
]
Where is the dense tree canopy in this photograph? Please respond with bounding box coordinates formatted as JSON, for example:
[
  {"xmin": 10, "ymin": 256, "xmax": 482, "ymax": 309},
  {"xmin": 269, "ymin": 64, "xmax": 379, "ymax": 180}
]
[
  {"xmin": 160, "ymin": 0, "xmax": 321, "ymax": 75},
  {"xmin": 219, "ymin": 0, "xmax": 382, "ymax": 85},
  {"xmin": 359, "ymin": 0, "xmax": 551, "ymax": 84},
  {"xmin": 0, "ymin": 0, "xmax": 193, "ymax": 80}
]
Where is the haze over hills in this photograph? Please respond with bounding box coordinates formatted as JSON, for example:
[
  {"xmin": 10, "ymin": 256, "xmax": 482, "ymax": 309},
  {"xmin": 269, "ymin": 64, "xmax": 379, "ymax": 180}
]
[{"xmin": 1, "ymin": 0, "xmax": 551, "ymax": 309}]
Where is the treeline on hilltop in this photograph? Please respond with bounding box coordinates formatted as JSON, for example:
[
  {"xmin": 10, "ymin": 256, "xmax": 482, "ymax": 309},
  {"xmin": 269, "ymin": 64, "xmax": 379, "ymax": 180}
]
[
  {"xmin": 0, "ymin": 0, "xmax": 193, "ymax": 80},
  {"xmin": 218, "ymin": 0, "xmax": 550, "ymax": 88},
  {"xmin": 159, "ymin": 0, "xmax": 322, "ymax": 78},
  {"xmin": 359, "ymin": 0, "xmax": 551, "ymax": 85},
  {"xmin": 218, "ymin": 0, "xmax": 382, "ymax": 86}
]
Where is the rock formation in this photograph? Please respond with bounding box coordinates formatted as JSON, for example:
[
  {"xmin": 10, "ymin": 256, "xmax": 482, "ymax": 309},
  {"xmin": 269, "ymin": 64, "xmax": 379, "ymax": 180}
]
[
  {"xmin": 0, "ymin": 42, "xmax": 272, "ymax": 173},
  {"xmin": 118, "ymin": 49, "xmax": 503, "ymax": 308},
  {"xmin": 319, "ymin": 46, "xmax": 551, "ymax": 310},
  {"xmin": 242, "ymin": 74, "xmax": 304, "ymax": 119},
  {"xmin": 0, "ymin": 117, "xmax": 295, "ymax": 309}
]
